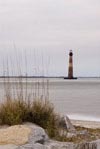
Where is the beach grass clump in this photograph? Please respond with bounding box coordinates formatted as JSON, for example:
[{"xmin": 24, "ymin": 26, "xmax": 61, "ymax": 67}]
[
  {"xmin": 31, "ymin": 99, "xmax": 59, "ymax": 137},
  {"xmin": 31, "ymin": 99, "xmax": 55, "ymax": 127},
  {"xmin": 0, "ymin": 96, "xmax": 100, "ymax": 143},
  {"xmin": 0, "ymin": 97, "xmax": 59, "ymax": 138},
  {"xmin": 0, "ymin": 99, "xmax": 29, "ymax": 125}
]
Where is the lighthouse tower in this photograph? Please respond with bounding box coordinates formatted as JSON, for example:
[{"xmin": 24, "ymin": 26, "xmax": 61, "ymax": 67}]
[
  {"xmin": 64, "ymin": 50, "xmax": 77, "ymax": 79},
  {"xmin": 68, "ymin": 50, "xmax": 73, "ymax": 79}
]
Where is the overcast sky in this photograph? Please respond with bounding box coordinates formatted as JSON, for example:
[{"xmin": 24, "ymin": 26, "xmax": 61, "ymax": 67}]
[{"xmin": 0, "ymin": 0, "xmax": 100, "ymax": 77}]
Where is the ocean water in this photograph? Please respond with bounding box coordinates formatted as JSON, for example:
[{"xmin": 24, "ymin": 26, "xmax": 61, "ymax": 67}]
[{"xmin": 0, "ymin": 77, "xmax": 100, "ymax": 121}]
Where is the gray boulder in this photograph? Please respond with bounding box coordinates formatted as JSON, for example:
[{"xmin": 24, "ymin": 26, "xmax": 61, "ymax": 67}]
[
  {"xmin": 18, "ymin": 123, "xmax": 49, "ymax": 149},
  {"xmin": 59, "ymin": 116, "xmax": 76, "ymax": 133},
  {"xmin": 27, "ymin": 123, "xmax": 48, "ymax": 144}
]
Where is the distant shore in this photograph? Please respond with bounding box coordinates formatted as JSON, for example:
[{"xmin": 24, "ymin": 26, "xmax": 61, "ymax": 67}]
[{"xmin": 0, "ymin": 76, "xmax": 100, "ymax": 79}]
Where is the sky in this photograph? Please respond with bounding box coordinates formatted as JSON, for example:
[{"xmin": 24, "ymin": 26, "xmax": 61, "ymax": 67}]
[{"xmin": 0, "ymin": 0, "xmax": 100, "ymax": 77}]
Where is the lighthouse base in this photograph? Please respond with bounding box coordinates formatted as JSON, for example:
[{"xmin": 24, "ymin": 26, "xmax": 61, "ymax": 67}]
[{"xmin": 64, "ymin": 77, "xmax": 77, "ymax": 80}]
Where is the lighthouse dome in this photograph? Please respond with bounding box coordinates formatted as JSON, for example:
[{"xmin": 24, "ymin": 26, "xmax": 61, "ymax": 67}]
[{"xmin": 69, "ymin": 50, "xmax": 73, "ymax": 56}]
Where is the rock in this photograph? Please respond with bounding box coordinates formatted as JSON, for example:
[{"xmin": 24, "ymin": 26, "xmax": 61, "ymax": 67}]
[
  {"xmin": 95, "ymin": 140, "xmax": 100, "ymax": 149},
  {"xmin": 59, "ymin": 117, "xmax": 67, "ymax": 129},
  {"xmin": 45, "ymin": 140, "xmax": 74, "ymax": 149},
  {"xmin": 45, "ymin": 140, "xmax": 99, "ymax": 149},
  {"xmin": 64, "ymin": 116, "xmax": 76, "ymax": 133},
  {"xmin": 0, "ymin": 144, "xmax": 18, "ymax": 149},
  {"xmin": 75, "ymin": 141, "xmax": 97, "ymax": 149},
  {"xmin": 59, "ymin": 116, "xmax": 89, "ymax": 140},
  {"xmin": 0, "ymin": 125, "xmax": 31, "ymax": 145},
  {"xmin": 59, "ymin": 116, "xmax": 76, "ymax": 133},
  {"xmin": 24, "ymin": 123, "xmax": 49, "ymax": 144},
  {"xmin": 18, "ymin": 123, "xmax": 49, "ymax": 149},
  {"xmin": 17, "ymin": 143, "xmax": 48, "ymax": 149},
  {"xmin": 0, "ymin": 123, "xmax": 48, "ymax": 148}
]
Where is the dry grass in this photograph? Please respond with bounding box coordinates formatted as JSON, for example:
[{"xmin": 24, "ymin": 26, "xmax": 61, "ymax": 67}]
[
  {"xmin": 55, "ymin": 126, "xmax": 100, "ymax": 143},
  {"xmin": 0, "ymin": 85, "xmax": 59, "ymax": 138},
  {"xmin": 0, "ymin": 53, "xmax": 61, "ymax": 139},
  {"xmin": 0, "ymin": 97, "xmax": 59, "ymax": 138},
  {"xmin": 0, "ymin": 99, "xmax": 29, "ymax": 125}
]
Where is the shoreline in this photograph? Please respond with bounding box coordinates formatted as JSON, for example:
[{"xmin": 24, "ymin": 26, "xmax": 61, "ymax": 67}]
[{"xmin": 71, "ymin": 119, "xmax": 100, "ymax": 129}]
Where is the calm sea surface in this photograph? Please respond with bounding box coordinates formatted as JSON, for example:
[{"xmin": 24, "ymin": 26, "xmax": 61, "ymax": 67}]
[{"xmin": 0, "ymin": 78, "xmax": 100, "ymax": 121}]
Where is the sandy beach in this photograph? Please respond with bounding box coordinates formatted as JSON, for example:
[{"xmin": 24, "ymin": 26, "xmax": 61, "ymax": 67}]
[{"xmin": 71, "ymin": 119, "xmax": 100, "ymax": 129}]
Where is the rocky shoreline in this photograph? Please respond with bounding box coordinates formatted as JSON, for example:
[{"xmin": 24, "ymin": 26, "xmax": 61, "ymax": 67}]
[{"xmin": 0, "ymin": 120, "xmax": 100, "ymax": 149}]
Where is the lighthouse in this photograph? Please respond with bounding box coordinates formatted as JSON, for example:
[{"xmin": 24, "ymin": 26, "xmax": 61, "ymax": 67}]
[
  {"xmin": 64, "ymin": 50, "xmax": 77, "ymax": 79},
  {"xmin": 68, "ymin": 50, "xmax": 73, "ymax": 79}
]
